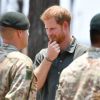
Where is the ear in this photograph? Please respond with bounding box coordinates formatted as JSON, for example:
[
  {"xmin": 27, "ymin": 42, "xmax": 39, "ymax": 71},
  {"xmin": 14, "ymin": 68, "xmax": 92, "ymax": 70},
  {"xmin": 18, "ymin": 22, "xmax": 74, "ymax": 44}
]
[
  {"xmin": 63, "ymin": 21, "xmax": 68, "ymax": 30},
  {"xmin": 62, "ymin": 21, "xmax": 69, "ymax": 33},
  {"xmin": 16, "ymin": 30, "xmax": 22, "ymax": 38}
]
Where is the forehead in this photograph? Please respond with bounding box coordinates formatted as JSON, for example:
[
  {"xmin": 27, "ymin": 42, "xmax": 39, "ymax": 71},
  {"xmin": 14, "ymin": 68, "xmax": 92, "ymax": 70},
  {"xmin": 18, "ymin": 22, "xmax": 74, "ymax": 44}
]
[{"xmin": 44, "ymin": 17, "xmax": 59, "ymax": 28}]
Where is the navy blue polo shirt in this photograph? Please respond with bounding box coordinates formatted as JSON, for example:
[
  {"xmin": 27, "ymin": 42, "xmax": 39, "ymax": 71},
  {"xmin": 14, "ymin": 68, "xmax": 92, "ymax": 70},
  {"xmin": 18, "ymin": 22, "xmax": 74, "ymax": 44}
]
[{"xmin": 33, "ymin": 37, "xmax": 88, "ymax": 100}]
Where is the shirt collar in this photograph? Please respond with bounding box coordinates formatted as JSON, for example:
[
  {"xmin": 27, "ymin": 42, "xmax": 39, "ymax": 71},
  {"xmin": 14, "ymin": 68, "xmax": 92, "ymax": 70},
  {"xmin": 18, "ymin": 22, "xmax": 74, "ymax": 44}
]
[
  {"xmin": 64, "ymin": 36, "xmax": 77, "ymax": 53},
  {"xmin": 87, "ymin": 47, "xmax": 100, "ymax": 59},
  {"xmin": 0, "ymin": 43, "xmax": 18, "ymax": 53}
]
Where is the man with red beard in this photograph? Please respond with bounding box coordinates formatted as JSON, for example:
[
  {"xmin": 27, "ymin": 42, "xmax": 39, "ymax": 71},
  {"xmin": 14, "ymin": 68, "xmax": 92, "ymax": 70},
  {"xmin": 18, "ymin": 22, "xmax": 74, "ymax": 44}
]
[{"xmin": 33, "ymin": 5, "xmax": 87, "ymax": 100}]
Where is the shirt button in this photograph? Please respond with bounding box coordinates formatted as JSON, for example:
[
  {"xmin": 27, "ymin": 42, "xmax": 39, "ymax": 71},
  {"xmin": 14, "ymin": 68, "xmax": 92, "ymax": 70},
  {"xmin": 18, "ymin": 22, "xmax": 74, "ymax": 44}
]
[
  {"xmin": 58, "ymin": 72, "xmax": 60, "ymax": 75},
  {"xmin": 59, "ymin": 60, "xmax": 62, "ymax": 63},
  {"xmin": 56, "ymin": 84, "xmax": 59, "ymax": 88}
]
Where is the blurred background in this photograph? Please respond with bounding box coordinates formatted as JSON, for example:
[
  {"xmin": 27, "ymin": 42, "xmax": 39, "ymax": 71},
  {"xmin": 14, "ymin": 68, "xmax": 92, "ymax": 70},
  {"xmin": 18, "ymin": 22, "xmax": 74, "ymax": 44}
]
[{"xmin": 0, "ymin": 0, "xmax": 100, "ymax": 61}]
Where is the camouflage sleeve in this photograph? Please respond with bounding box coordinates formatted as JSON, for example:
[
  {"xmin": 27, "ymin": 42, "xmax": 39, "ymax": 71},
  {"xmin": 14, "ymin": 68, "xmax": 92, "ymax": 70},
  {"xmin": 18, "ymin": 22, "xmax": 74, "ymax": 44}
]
[
  {"xmin": 55, "ymin": 71, "xmax": 72, "ymax": 100},
  {"xmin": 28, "ymin": 72, "xmax": 37, "ymax": 100},
  {"xmin": 5, "ymin": 60, "xmax": 37, "ymax": 100},
  {"xmin": 55, "ymin": 76, "xmax": 68, "ymax": 100},
  {"xmin": 55, "ymin": 60, "xmax": 82, "ymax": 100},
  {"xmin": 56, "ymin": 57, "xmax": 100, "ymax": 100}
]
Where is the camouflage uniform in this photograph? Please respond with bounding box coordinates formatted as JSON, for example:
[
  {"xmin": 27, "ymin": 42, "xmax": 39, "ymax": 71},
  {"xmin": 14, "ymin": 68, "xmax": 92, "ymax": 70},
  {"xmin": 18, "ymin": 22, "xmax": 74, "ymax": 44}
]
[
  {"xmin": 56, "ymin": 47, "xmax": 100, "ymax": 100},
  {"xmin": 0, "ymin": 43, "xmax": 37, "ymax": 100}
]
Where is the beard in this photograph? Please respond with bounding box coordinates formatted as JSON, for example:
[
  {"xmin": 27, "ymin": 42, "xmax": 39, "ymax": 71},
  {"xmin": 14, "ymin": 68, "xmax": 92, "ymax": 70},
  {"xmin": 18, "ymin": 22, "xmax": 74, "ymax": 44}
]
[{"xmin": 49, "ymin": 32, "xmax": 65, "ymax": 44}]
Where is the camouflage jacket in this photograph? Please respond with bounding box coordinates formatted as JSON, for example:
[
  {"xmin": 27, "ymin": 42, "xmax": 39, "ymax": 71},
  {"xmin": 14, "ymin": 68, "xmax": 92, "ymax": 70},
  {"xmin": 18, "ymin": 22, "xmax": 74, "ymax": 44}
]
[
  {"xmin": 0, "ymin": 44, "xmax": 37, "ymax": 100},
  {"xmin": 56, "ymin": 47, "xmax": 100, "ymax": 100}
]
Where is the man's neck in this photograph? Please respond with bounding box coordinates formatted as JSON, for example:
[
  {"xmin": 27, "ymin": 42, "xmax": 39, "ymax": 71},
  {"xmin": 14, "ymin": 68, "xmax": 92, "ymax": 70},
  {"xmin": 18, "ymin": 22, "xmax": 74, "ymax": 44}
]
[{"xmin": 60, "ymin": 36, "xmax": 73, "ymax": 51}]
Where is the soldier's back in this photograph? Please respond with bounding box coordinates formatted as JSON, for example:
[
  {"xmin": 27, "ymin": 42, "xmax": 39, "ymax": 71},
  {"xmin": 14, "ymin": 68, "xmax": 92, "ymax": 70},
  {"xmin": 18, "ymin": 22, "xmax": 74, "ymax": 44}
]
[{"xmin": 0, "ymin": 50, "xmax": 36, "ymax": 100}]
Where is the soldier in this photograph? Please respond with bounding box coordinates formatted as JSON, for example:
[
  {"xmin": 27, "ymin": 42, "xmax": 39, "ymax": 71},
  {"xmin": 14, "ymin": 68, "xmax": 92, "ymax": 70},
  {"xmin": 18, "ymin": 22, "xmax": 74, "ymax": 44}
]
[
  {"xmin": 0, "ymin": 12, "xmax": 37, "ymax": 100},
  {"xmin": 55, "ymin": 13, "xmax": 100, "ymax": 100}
]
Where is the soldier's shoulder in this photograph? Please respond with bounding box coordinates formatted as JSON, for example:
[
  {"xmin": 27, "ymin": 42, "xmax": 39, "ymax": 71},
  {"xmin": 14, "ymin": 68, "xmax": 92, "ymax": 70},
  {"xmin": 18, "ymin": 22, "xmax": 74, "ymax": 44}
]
[
  {"xmin": 7, "ymin": 51, "xmax": 33, "ymax": 65},
  {"xmin": 60, "ymin": 53, "xmax": 88, "ymax": 78}
]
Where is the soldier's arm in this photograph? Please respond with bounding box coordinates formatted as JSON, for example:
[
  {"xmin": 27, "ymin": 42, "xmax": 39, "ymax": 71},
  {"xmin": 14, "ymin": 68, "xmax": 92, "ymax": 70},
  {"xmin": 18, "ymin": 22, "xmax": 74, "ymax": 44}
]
[
  {"xmin": 5, "ymin": 59, "xmax": 37, "ymax": 100},
  {"xmin": 55, "ymin": 63, "xmax": 80, "ymax": 100}
]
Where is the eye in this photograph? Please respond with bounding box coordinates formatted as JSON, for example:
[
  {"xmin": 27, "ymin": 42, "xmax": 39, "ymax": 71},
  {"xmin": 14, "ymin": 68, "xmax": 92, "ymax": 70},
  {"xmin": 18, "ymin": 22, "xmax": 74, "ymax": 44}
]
[{"xmin": 50, "ymin": 28, "xmax": 55, "ymax": 30}]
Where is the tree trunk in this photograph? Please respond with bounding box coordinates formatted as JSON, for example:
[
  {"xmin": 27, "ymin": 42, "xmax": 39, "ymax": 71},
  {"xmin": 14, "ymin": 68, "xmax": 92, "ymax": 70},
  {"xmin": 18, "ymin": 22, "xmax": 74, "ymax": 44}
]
[{"xmin": 28, "ymin": 0, "xmax": 59, "ymax": 61}]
